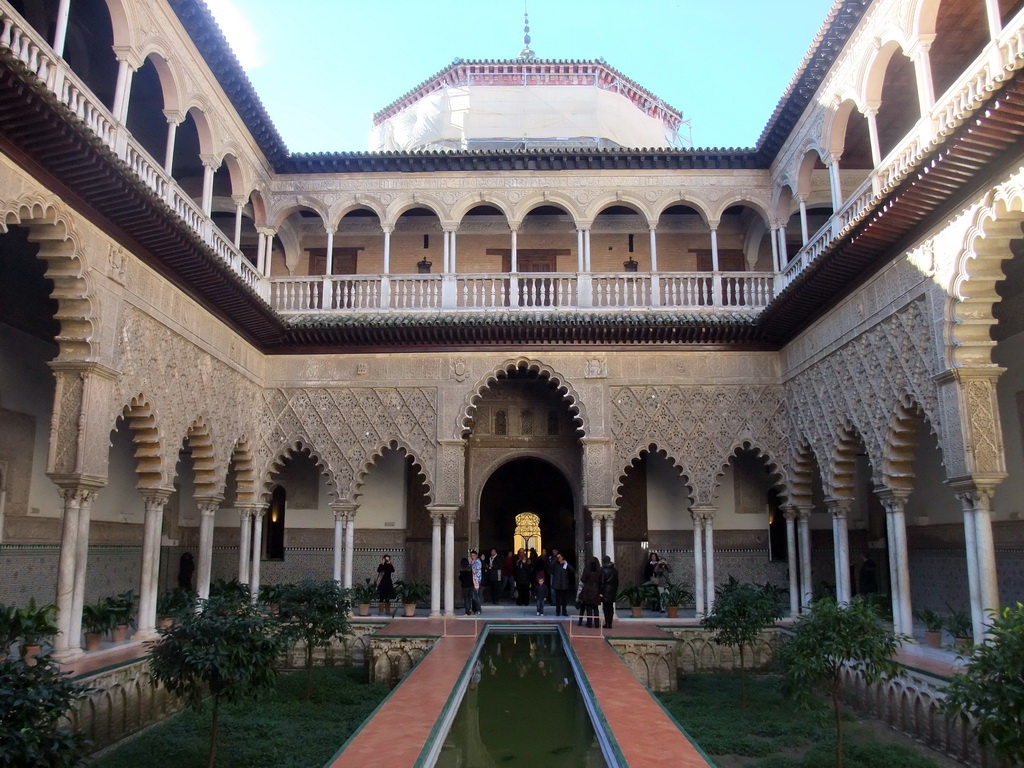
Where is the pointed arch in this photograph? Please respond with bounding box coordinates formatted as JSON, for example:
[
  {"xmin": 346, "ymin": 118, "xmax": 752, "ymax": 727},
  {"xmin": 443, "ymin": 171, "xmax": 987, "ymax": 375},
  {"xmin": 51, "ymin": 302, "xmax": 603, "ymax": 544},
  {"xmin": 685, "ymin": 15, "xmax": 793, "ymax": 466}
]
[
  {"xmin": 0, "ymin": 195, "xmax": 97, "ymax": 360},
  {"xmin": 456, "ymin": 357, "xmax": 587, "ymax": 439}
]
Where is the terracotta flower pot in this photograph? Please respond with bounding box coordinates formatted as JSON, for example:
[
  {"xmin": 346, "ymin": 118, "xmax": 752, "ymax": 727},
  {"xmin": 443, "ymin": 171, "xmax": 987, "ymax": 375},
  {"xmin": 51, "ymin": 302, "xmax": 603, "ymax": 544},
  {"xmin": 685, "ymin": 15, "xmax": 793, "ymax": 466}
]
[
  {"xmin": 358, "ymin": 603, "xmax": 370, "ymax": 617},
  {"xmin": 84, "ymin": 632, "xmax": 103, "ymax": 652},
  {"xmin": 666, "ymin": 605, "xmax": 679, "ymax": 618},
  {"xmin": 924, "ymin": 630, "xmax": 942, "ymax": 649},
  {"xmin": 630, "ymin": 606, "xmax": 642, "ymax": 618},
  {"xmin": 21, "ymin": 643, "xmax": 41, "ymax": 666},
  {"xmin": 111, "ymin": 624, "xmax": 129, "ymax": 643},
  {"xmin": 404, "ymin": 603, "xmax": 416, "ymax": 617}
]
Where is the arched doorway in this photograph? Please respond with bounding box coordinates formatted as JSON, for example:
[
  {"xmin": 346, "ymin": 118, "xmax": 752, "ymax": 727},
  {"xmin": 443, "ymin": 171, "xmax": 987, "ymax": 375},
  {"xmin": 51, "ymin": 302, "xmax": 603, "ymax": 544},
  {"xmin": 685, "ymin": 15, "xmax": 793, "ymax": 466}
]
[{"xmin": 478, "ymin": 458, "xmax": 575, "ymax": 562}]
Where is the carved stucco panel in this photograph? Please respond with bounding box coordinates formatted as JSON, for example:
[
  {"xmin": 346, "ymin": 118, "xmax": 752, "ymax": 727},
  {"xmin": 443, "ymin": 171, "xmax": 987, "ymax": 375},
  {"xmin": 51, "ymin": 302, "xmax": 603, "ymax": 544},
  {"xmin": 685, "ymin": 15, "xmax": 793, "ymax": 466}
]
[
  {"xmin": 256, "ymin": 386, "xmax": 437, "ymax": 501},
  {"xmin": 785, "ymin": 298, "xmax": 944, "ymax": 493},
  {"xmin": 610, "ymin": 384, "xmax": 788, "ymax": 505},
  {"xmin": 112, "ymin": 307, "xmax": 261, "ymax": 491}
]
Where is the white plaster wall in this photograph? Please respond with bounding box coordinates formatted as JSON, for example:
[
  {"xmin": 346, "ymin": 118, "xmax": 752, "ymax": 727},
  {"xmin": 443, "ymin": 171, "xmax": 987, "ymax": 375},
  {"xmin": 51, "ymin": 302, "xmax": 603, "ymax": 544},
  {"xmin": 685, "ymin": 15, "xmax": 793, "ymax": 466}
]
[
  {"xmin": 91, "ymin": 424, "xmax": 148, "ymax": 523},
  {"xmin": 0, "ymin": 324, "xmax": 59, "ymax": 517},
  {"xmin": 646, "ymin": 454, "xmax": 690, "ymax": 530},
  {"xmin": 905, "ymin": 421, "xmax": 962, "ymax": 526},
  {"xmin": 272, "ymin": 472, "xmax": 332, "ymax": 529}
]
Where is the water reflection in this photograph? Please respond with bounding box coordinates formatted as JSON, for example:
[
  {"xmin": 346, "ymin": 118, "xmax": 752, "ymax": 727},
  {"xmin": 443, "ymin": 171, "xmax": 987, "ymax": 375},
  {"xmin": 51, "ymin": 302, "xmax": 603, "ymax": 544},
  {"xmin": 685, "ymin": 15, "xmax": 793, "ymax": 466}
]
[{"xmin": 438, "ymin": 631, "xmax": 606, "ymax": 767}]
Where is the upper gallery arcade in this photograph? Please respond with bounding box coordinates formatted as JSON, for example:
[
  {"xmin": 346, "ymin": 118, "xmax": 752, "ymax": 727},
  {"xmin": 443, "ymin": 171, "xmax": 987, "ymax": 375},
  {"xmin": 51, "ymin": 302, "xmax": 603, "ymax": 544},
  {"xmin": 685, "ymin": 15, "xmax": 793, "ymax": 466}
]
[{"xmin": 2, "ymin": 0, "xmax": 1024, "ymax": 660}]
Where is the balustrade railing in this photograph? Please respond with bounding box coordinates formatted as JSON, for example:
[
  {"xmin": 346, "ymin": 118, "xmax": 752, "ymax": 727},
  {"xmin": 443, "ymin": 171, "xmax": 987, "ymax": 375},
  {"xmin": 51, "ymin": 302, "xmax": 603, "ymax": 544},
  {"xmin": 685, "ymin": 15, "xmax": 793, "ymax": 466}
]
[{"xmin": 6, "ymin": 0, "xmax": 1024, "ymax": 319}]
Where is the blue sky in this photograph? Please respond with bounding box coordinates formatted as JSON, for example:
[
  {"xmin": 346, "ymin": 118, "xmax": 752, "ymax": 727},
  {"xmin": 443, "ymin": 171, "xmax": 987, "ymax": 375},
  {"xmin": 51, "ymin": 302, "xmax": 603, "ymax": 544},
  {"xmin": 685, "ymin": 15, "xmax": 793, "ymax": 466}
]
[{"xmin": 205, "ymin": 0, "xmax": 836, "ymax": 153}]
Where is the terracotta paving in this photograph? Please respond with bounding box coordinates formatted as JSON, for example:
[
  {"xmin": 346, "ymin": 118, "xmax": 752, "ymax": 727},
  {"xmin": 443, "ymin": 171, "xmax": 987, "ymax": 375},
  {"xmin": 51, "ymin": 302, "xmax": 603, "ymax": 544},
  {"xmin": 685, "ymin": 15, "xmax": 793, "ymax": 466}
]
[
  {"xmin": 327, "ymin": 633, "xmax": 477, "ymax": 768},
  {"xmin": 568, "ymin": 632, "xmax": 712, "ymax": 767}
]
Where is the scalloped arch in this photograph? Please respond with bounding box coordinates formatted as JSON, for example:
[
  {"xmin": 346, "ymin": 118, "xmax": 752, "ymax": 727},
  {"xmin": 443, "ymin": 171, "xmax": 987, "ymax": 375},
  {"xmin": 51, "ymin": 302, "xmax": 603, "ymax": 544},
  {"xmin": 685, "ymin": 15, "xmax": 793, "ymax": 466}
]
[
  {"xmin": 354, "ymin": 439, "xmax": 433, "ymax": 502},
  {"xmin": 456, "ymin": 357, "xmax": 587, "ymax": 439},
  {"xmin": 829, "ymin": 419, "xmax": 870, "ymax": 500},
  {"xmin": 710, "ymin": 440, "xmax": 787, "ymax": 505},
  {"xmin": 259, "ymin": 436, "xmax": 339, "ymax": 503},
  {"xmin": 614, "ymin": 443, "xmax": 693, "ymax": 507},
  {"xmin": 116, "ymin": 393, "xmax": 168, "ymax": 489},
  {"xmin": 182, "ymin": 416, "xmax": 222, "ymax": 498},
  {"xmin": 385, "ymin": 195, "xmax": 446, "ymax": 227},
  {"xmin": 788, "ymin": 437, "xmax": 821, "ymax": 508},
  {"xmin": 883, "ymin": 389, "xmax": 942, "ymax": 493},
  {"xmin": 948, "ymin": 188, "xmax": 1024, "ymax": 367},
  {"xmin": 0, "ymin": 195, "xmax": 97, "ymax": 360}
]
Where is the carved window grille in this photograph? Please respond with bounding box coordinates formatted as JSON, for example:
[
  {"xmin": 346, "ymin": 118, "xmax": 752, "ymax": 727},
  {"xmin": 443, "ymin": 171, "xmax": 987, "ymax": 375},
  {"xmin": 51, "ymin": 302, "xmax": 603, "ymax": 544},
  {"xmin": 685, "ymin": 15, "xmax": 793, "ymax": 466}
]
[
  {"xmin": 514, "ymin": 512, "xmax": 542, "ymax": 554},
  {"xmin": 521, "ymin": 409, "xmax": 534, "ymax": 435},
  {"xmin": 547, "ymin": 410, "xmax": 559, "ymax": 436}
]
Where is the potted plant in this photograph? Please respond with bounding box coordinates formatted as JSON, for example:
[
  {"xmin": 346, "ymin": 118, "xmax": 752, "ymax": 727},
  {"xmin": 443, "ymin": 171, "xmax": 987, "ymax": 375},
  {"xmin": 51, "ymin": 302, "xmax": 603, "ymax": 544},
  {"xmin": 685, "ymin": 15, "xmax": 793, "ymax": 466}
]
[
  {"xmin": 945, "ymin": 605, "xmax": 973, "ymax": 651},
  {"xmin": 351, "ymin": 579, "xmax": 377, "ymax": 617},
  {"xmin": 395, "ymin": 580, "xmax": 430, "ymax": 617},
  {"xmin": 662, "ymin": 583, "xmax": 693, "ymax": 619},
  {"xmin": 16, "ymin": 598, "xmax": 59, "ymax": 664},
  {"xmin": 156, "ymin": 588, "xmax": 195, "ymax": 628},
  {"xmin": 617, "ymin": 583, "xmax": 658, "ymax": 618},
  {"xmin": 108, "ymin": 589, "xmax": 137, "ymax": 642},
  {"xmin": 258, "ymin": 583, "xmax": 284, "ymax": 615},
  {"xmin": 81, "ymin": 598, "xmax": 116, "ymax": 652},
  {"xmin": 915, "ymin": 607, "xmax": 945, "ymax": 648},
  {"xmin": 0, "ymin": 602, "xmax": 20, "ymax": 660}
]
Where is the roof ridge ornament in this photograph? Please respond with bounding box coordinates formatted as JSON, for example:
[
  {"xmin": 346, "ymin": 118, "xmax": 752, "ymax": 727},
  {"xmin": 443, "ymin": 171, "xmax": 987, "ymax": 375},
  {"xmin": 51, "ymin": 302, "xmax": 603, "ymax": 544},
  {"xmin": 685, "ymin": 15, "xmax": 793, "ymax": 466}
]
[{"xmin": 519, "ymin": 9, "xmax": 536, "ymax": 59}]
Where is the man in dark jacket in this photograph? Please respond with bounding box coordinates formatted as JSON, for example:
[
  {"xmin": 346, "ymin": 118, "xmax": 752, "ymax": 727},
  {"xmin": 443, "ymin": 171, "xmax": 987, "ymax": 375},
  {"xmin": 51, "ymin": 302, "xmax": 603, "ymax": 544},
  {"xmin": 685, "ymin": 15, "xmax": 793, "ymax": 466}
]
[
  {"xmin": 550, "ymin": 552, "xmax": 576, "ymax": 617},
  {"xmin": 599, "ymin": 555, "xmax": 620, "ymax": 628}
]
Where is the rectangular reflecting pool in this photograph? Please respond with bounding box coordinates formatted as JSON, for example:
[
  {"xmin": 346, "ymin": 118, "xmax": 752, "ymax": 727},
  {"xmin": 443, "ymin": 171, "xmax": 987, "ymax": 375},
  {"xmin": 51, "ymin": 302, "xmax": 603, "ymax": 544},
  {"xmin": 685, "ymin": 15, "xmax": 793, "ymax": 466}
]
[{"xmin": 431, "ymin": 627, "xmax": 613, "ymax": 767}]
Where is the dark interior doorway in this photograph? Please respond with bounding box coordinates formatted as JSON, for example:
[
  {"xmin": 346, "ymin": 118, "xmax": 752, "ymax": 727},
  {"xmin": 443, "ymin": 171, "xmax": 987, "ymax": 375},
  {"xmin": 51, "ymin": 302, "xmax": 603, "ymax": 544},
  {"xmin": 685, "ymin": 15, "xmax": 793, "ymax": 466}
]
[{"xmin": 479, "ymin": 458, "xmax": 574, "ymax": 562}]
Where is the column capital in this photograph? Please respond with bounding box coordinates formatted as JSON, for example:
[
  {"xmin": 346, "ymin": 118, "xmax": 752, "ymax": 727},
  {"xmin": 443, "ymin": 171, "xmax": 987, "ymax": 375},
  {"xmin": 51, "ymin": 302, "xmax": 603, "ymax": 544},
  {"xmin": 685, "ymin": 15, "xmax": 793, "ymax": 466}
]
[
  {"xmin": 824, "ymin": 497, "xmax": 852, "ymax": 518},
  {"xmin": 948, "ymin": 480, "xmax": 999, "ymax": 510},
  {"xmin": 933, "ymin": 365, "xmax": 1006, "ymax": 385},
  {"xmin": 427, "ymin": 504, "xmax": 460, "ymax": 522},
  {"xmin": 112, "ymin": 46, "xmax": 143, "ymax": 69},
  {"xmin": 232, "ymin": 194, "xmax": 248, "ymax": 206},
  {"xmin": 873, "ymin": 487, "xmax": 910, "ymax": 511},
  {"xmin": 140, "ymin": 487, "xmax": 174, "ymax": 507},
  {"xmin": 163, "ymin": 109, "xmax": 185, "ymax": 125},
  {"xmin": 199, "ymin": 153, "xmax": 219, "ymax": 170},
  {"xmin": 507, "ymin": 220, "xmax": 522, "ymax": 232},
  {"xmin": 330, "ymin": 501, "xmax": 358, "ymax": 521},
  {"xmin": 56, "ymin": 483, "xmax": 104, "ymax": 506},
  {"xmin": 586, "ymin": 505, "xmax": 616, "ymax": 521},
  {"xmin": 196, "ymin": 495, "xmax": 224, "ymax": 516},
  {"xmin": 440, "ymin": 222, "xmax": 459, "ymax": 233},
  {"xmin": 690, "ymin": 504, "xmax": 716, "ymax": 521},
  {"xmin": 256, "ymin": 226, "xmax": 277, "ymax": 237},
  {"xmin": 576, "ymin": 222, "xmax": 593, "ymax": 232},
  {"xmin": 782, "ymin": 506, "xmax": 799, "ymax": 522},
  {"xmin": 380, "ymin": 224, "xmax": 395, "ymax": 235}
]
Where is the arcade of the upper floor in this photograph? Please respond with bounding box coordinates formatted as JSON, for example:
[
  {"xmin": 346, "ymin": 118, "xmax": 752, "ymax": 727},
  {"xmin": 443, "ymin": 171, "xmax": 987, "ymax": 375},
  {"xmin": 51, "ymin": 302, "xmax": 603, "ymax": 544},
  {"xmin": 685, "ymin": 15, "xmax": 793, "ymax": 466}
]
[{"xmin": 2, "ymin": 0, "xmax": 1024, "ymax": 320}]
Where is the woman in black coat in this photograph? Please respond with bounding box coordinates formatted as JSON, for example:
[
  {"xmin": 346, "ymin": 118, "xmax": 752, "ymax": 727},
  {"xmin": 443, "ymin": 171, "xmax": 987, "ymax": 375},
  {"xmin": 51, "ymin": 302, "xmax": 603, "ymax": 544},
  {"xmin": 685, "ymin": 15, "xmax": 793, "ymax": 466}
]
[{"xmin": 578, "ymin": 558, "xmax": 601, "ymax": 627}]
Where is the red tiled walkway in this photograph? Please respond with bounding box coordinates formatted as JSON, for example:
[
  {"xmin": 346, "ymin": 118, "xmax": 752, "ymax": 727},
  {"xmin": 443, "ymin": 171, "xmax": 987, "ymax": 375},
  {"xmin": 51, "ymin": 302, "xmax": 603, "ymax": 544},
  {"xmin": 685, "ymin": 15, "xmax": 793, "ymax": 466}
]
[
  {"xmin": 569, "ymin": 633, "xmax": 712, "ymax": 767},
  {"xmin": 327, "ymin": 633, "xmax": 476, "ymax": 768}
]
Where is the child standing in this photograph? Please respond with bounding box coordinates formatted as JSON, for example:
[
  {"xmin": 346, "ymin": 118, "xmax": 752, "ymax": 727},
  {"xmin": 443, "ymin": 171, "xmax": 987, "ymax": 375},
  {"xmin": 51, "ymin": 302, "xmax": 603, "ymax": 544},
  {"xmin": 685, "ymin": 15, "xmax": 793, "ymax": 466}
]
[{"xmin": 535, "ymin": 572, "xmax": 550, "ymax": 615}]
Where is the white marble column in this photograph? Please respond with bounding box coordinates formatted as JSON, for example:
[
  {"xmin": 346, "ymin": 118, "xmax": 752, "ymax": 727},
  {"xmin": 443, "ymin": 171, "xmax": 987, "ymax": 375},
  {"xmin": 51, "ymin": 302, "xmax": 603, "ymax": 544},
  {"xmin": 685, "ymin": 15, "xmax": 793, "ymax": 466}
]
[
  {"xmin": 136, "ymin": 490, "xmax": 172, "ymax": 638},
  {"xmin": 163, "ymin": 115, "xmax": 180, "ymax": 176},
  {"xmin": 770, "ymin": 225, "xmax": 781, "ymax": 272},
  {"xmin": 54, "ymin": 488, "xmax": 85, "ymax": 656},
  {"xmin": 691, "ymin": 511, "xmax": 705, "ymax": 617},
  {"xmin": 237, "ymin": 507, "xmax": 252, "ymax": 585},
  {"xmin": 784, "ymin": 507, "xmax": 799, "ymax": 617},
  {"xmin": 444, "ymin": 512, "xmax": 456, "ymax": 616},
  {"xmin": 955, "ymin": 487, "xmax": 1000, "ymax": 644},
  {"xmin": 591, "ymin": 512, "xmax": 603, "ymax": 562},
  {"xmin": 344, "ymin": 513, "xmax": 355, "ymax": 589},
  {"xmin": 797, "ymin": 196, "xmax": 809, "ymax": 244},
  {"xmin": 797, "ymin": 507, "xmax": 813, "ymax": 609},
  {"xmin": 828, "ymin": 158, "xmax": 844, "ymax": 211},
  {"xmin": 827, "ymin": 499, "xmax": 852, "ymax": 603},
  {"xmin": 111, "ymin": 57, "xmax": 135, "ymax": 124},
  {"xmin": 200, "ymin": 156, "xmax": 217, "ymax": 218},
  {"xmin": 576, "ymin": 228, "xmax": 585, "ymax": 271},
  {"xmin": 233, "ymin": 197, "xmax": 245, "ymax": 249},
  {"xmin": 604, "ymin": 513, "xmax": 615, "ymax": 564},
  {"xmin": 69, "ymin": 490, "xmax": 97, "ymax": 653},
  {"xmin": 195, "ymin": 497, "xmax": 222, "ymax": 602},
  {"xmin": 510, "ymin": 226, "xmax": 519, "ymax": 272},
  {"xmin": 53, "ymin": 0, "xmax": 72, "ymax": 56},
  {"xmin": 249, "ymin": 508, "xmax": 267, "ymax": 600},
  {"xmin": 430, "ymin": 511, "xmax": 442, "ymax": 617},
  {"xmin": 878, "ymin": 491, "xmax": 913, "ymax": 636},
  {"xmin": 704, "ymin": 512, "xmax": 716, "ymax": 611},
  {"xmin": 864, "ymin": 107, "xmax": 882, "ymax": 167},
  {"xmin": 333, "ymin": 510, "xmax": 344, "ymax": 584}
]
